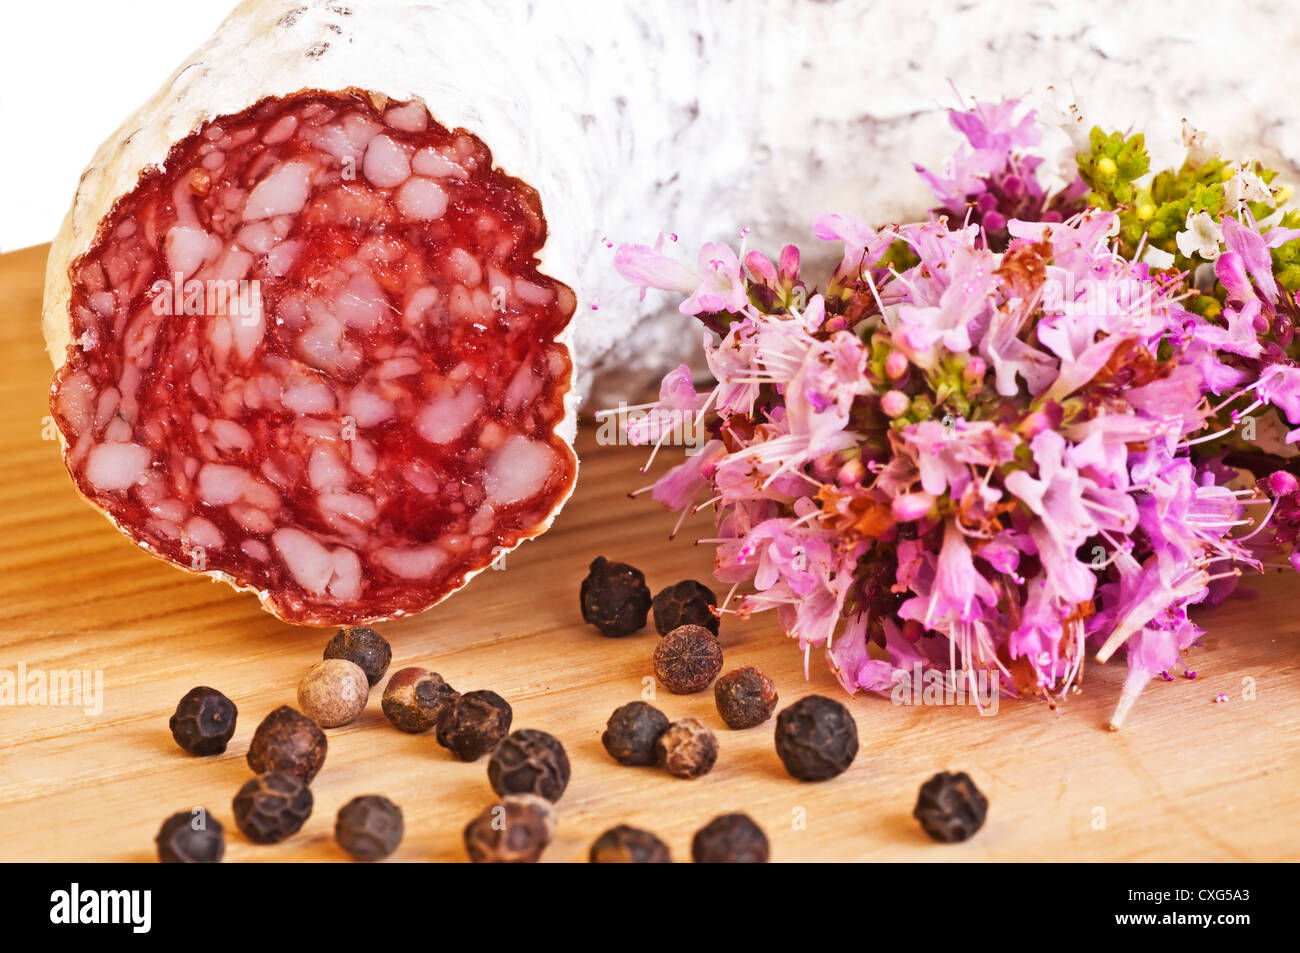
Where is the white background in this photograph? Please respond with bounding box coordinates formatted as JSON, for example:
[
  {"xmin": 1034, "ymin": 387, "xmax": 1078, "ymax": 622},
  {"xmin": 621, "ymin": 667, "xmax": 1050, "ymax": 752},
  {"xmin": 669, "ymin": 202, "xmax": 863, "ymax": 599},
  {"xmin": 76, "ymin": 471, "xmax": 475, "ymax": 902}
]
[{"xmin": 0, "ymin": 1, "xmax": 231, "ymax": 251}]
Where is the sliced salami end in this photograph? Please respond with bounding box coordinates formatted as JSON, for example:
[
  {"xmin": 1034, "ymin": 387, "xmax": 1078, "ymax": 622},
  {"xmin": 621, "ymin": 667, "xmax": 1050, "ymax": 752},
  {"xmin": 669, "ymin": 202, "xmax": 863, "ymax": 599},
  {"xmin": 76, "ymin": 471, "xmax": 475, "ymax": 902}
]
[{"xmin": 49, "ymin": 90, "xmax": 578, "ymax": 624}]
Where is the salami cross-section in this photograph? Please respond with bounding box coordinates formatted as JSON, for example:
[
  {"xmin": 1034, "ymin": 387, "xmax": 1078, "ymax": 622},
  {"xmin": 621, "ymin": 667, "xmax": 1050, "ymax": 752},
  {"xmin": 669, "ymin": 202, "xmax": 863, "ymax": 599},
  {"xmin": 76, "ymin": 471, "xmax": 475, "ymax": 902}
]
[{"xmin": 50, "ymin": 90, "xmax": 577, "ymax": 624}]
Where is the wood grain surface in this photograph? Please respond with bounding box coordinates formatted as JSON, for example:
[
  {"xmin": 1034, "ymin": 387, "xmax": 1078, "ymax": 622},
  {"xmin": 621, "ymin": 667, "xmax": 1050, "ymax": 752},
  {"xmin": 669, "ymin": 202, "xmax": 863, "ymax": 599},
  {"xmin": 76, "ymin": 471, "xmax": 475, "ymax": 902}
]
[{"xmin": 2, "ymin": 242, "xmax": 1299, "ymax": 862}]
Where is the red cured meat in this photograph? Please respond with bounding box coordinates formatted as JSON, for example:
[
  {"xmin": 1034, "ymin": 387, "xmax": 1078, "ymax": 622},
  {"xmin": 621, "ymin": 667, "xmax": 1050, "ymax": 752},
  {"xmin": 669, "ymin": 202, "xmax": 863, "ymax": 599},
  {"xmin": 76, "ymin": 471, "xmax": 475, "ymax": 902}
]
[{"xmin": 50, "ymin": 90, "xmax": 577, "ymax": 624}]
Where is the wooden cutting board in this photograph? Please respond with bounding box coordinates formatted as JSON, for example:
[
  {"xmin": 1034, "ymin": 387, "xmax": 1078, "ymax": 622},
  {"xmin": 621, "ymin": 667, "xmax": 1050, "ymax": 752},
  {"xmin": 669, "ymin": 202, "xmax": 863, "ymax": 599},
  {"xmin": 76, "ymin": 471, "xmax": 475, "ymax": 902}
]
[{"xmin": 2, "ymin": 242, "xmax": 1298, "ymax": 862}]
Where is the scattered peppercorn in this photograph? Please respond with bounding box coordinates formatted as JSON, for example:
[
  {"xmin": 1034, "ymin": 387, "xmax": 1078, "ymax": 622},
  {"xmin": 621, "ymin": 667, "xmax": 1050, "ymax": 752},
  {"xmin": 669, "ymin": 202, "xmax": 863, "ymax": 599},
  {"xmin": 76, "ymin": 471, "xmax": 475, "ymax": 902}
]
[
  {"xmin": 652, "ymin": 579, "xmax": 719, "ymax": 635},
  {"xmin": 714, "ymin": 666, "xmax": 779, "ymax": 729},
  {"xmin": 656, "ymin": 717, "xmax": 718, "ymax": 779},
  {"xmin": 297, "ymin": 658, "xmax": 370, "ymax": 728},
  {"xmin": 488, "ymin": 729, "xmax": 571, "ymax": 801},
  {"xmin": 463, "ymin": 794, "xmax": 555, "ymax": 863},
  {"xmin": 691, "ymin": 813, "xmax": 769, "ymax": 863},
  {"xmin": 601, "ymin": 701, "xmax": 670, "ymax": 766},
  {"xmin": 774, "ymin": 695, "xmax": 859, "ymax": 781},
  {"xmin": 381, "ymin": 667, "xmax": 458, "ymax": 733},
  {"xmin": 589, "ymin": 825, "xmax": 672, "ymax": 863},
  {"xmin": 913, "ymin": 771, "xmax": 988, "ymax": 843},
  {"xmin": 168, "ymin": 686, "xmax": 238, "ymax": 756},
  {"xmin": 653, "ymin": 624, "xmax": 723, "ymax": 693},
  {"xmin": 246, "ymin": 705, "xmax": 327, "ymax": 783},
  {"xmin": 155, "ymin": 810, "xmax": 224, "ymax": 863},
  {"xmin": 335, "ymin": 795, "xmax": 404, "ymax": 861},
  {"xmin": 324, "ymin": 626, "xmax": 392, "ymax": 686},
  {"xmin": 232, "ymin": 771, "xmax": 314, "ymax": 845},
  {"xmin": 580, "ymin": 556, "xmax": 652, "ymax": 636},
  {"xmin": 436, "ymin": 689, "xmax": 513, "ymax": 761}
]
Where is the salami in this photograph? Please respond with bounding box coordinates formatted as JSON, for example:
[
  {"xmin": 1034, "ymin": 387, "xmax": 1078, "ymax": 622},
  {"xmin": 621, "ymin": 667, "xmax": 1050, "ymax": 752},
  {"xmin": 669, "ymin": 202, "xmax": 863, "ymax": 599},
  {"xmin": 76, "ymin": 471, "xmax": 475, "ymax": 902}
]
[
  {"xmin": 50, "ymin": 91, "xmax": 576, "ymax": 623},
  {"xmin": 40, "ymin": 0, "xmax": 913, "ymax": 623}
]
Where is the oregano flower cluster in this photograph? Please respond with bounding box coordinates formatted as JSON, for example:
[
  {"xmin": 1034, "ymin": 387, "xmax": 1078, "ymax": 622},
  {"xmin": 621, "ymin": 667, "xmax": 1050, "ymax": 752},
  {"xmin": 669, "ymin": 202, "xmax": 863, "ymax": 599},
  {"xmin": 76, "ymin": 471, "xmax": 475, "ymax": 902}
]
[{"xmin": 613, "ymin": 97, "xmax": 1300, "ymax": 728}]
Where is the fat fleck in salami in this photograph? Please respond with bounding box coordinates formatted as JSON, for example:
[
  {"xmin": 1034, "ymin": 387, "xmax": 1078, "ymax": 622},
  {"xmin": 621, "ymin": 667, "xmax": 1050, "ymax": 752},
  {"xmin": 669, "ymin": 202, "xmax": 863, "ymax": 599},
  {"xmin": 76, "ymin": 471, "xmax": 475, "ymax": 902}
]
[{"xmin": 51, "ymin": 90, "xmax": 576, "ymax": 623}]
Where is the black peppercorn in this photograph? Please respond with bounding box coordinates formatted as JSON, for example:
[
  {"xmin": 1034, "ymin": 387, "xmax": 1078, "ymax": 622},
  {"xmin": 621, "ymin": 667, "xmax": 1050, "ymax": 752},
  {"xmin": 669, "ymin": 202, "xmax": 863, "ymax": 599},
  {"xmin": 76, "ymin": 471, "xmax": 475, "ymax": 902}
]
[
  {"xmin": 324, "ymin": 626, "xmax": 392, "ymax": 686},
  {"xmin": 463, "ymin": 794, "xmax": 555, "ymax": 863},
  {"xmin": 246, "ymin": 705, "xmax": 327, "ymax": 783},
  {"xmin": 155, "ymin": 809, "xmax": 224, "ymax": 863},
  {"xmin": 381, "ymin": 667, "xmax": 458, "ymax": 733},
  {"xmin": 580, "ymin": 556, "xmax": 652, "ymax": 636},
  {"xmin": 913, "ymin": 771, "xmax": 988, "ymax": 843},
  {"xmin": 691, "ymin": 813, "xmax": 769, "ymax": 863},
  {"xmin": 653, "ymin": 624, "xmax": 723, "ymax": 693},
  {"xmin": 714, "ymin": 666, "xmax": 779, "ymax": 729},
  {"xmin": 232, "ymin": 771, "xmax": 313, "ymax": 845},
  {"xmin": 436, "ymin": 689, "xmax": 513, "ymax": 761},
  {"xmin": 335, "ymin": 794, "xmax": 404, "ymax": 861},
  {"xmin": 652, "ymin": 579, "xmax": 719, "ymax": 635},
  {"xmin": 168, "ymin": 686, "xmax": 238, "ymax": 756},
  {"xmin": 488, "ymin": 729, "xmax": 571, "ymax": 801},
  {"xmin": 589, "ymin": 825, "xmax": 672, "ymax": 863},
  {"xmin": 601, "ymin": 701, "xmax": 670, "ymax": 766},
  {"xmin": 655, "ymin": 717, "xmax": 718, "ymax": 779},
  {"xmin": 774, "ymin": 695, "xmax": 859, "ymax": 781}
]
